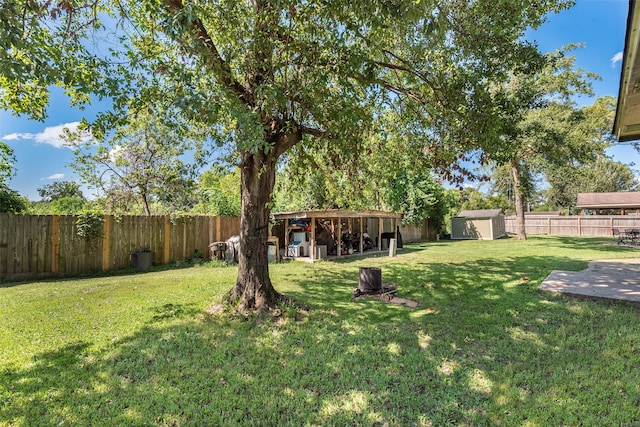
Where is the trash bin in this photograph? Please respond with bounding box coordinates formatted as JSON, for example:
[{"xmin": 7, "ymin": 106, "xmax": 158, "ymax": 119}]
[{"xmin": 132, "ymin": 250, "xmax": 153, "ymax": 272}]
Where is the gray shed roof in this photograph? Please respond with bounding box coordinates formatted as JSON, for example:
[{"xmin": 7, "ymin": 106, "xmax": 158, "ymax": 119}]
[
  {"xmin": 576, "ymin": 192, "xmax": 640, "ymax": 209},
  {"xmin": 456, "ymin": 209, "xmax": 504, "ymax": 218}
]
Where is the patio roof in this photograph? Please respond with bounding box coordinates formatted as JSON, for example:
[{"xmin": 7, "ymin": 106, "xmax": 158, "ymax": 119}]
[
  {"xmin": 273, "ymin": 209, "xmax": 403, "ymax": 220},
  {"xmin": 576, "ymin": 192, "xmax": 640, "ymax": 209}
]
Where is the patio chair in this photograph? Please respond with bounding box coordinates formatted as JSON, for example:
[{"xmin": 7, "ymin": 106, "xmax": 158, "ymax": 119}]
[{"xmin": 613, "ymin": 228, "xmax": 625, "ymax": 245}]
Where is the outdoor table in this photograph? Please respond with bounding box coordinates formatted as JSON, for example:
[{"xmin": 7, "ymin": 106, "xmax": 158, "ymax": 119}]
[{"xmin": 622, "ymin": 229, "xmax": 640, "ymax": 245}]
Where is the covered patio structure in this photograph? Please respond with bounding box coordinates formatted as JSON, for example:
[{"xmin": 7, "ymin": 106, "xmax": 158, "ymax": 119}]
[
  {"xmin": 576, "ymin": 192, "xmax": 640, "ymax": 215},
  {"xmin": 272, "ymin": 209, "xmax": 403, "ymax": 261}
]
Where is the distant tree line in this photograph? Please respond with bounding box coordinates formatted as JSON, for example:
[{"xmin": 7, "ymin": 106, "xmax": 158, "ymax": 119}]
[{"xmin": 2, "ymin": 94, "xmax": 637, "ymax": 225}]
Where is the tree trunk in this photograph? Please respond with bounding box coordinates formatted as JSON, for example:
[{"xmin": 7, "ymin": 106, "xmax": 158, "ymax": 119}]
[
  {"xmin": 141, "ymin": 192, "xmax": 151, "ymax": 216},
  {"xmin": 510, "ymin": 158, "xmax": 527, "ymax": 240},
  {"xmin": 228, "ymin": 149, "xmax": 281, "ymax": 311}
]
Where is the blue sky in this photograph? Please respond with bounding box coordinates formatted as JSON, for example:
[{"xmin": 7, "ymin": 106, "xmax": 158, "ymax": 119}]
[{"xmin": 0, "ymin": 0, "xmax": 636, "ymax": 200}]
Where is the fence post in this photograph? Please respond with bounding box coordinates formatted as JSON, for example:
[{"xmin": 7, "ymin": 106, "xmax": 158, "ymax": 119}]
[
  {"xmin": 209, "ymin": 216, "xmax": 215, "ymax": 246},
  {"xmin": 216, "ymin": 216, "xmax": 221, "ymax": 242},
  {"xmin": 578, "ymin": 217, "xmax": 582, "ymax": 236},
  {"xmin": 102, "ymin": 215, "xmax": 111, "ymax": 271}
]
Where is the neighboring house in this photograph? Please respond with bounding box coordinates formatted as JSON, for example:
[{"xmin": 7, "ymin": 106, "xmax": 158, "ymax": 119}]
[
  {"xmin": 576, "ymin": 192, "xmax": 640, "ymax": 215},
  {"xmin": 450, "ymin": 209, "xmax": 507, "ymax": 240}
]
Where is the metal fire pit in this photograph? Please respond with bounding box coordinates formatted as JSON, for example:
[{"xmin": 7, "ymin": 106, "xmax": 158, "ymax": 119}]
[
  {"xmin": 353, "ymin": 267, "xmax": 397, "ymax": 298},
  {"xmin": 359, "ymin": 267, "xmax": 382, "ymax": 292}
]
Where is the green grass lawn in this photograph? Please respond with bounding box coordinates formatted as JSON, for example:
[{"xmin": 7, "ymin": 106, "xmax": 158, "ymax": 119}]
[{"xmin": 1, "ymin": 236, "xmax": 639, "ymax": 426}]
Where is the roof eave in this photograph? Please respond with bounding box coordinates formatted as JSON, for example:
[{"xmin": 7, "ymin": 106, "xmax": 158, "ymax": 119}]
[{"xmin": 614, "ymin": 0, "xmax": 640, "ymax": 141}]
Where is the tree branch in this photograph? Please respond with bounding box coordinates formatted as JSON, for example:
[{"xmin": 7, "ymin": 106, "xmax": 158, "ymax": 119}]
[
  {"xmin": 298, "ymin": 125, "xmax": 327, "ymax": 138},
  {"xmin": 163, "ymin": 0, "xmax": 250, "ymax": 103}
]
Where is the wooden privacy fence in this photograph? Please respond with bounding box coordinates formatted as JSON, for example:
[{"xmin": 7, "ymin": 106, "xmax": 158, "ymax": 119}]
[
  {"xmin": 399, "ymin": 219, "xmax": 433, "ymax": 242},
  {"xmin": 0, "ymin": 214, "xmax": 240, "ymax": 280},
  {"xmin": 504, "ymin": 215, "xmax": 640, "ymax": 237}
]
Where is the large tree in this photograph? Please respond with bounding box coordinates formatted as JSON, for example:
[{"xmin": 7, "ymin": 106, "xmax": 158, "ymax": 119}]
[
  {"xmin": 67, "ymin": 113, "xmax": 204, "ymax": 215},
  {"xmin": 2, "ymin": 0, "xmax": 570, "ymax": 311},
  {"xmin": 543, "ymin": 96, "xmax": 627, "ymax": 212},
  {"xmin": 482, "ymin": 47, "xmax": 599, "ymax": 239}
]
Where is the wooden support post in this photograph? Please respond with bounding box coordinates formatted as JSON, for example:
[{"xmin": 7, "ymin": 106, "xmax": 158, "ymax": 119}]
[
  {"xmin": 359, "ymin": 218, "xmax": 364, "ymax": 254},
  {"xmin": 378, "ymin": 218, "xmax": 383, "ymax": 251},
  {"xmin": 51, "ymin": 215, "xmax": 60, "ymax": 274},
  {"xmin": 284, "ymin": 219, "xmax": 289, "ymax": 257},
  {"xmin": 337, "ymin": 218, "xmax": 342, "ymax": 257},
  {"xmin": 310, "ymin": 217, "xmax": 316, "ymax": 261},
  {"xmin": 102, "ymin": 215, "xmax": 111, "ymax": 271},
  {"xmin": 393, "ymin": 218, "xmax": 397, "ymax": 241}
]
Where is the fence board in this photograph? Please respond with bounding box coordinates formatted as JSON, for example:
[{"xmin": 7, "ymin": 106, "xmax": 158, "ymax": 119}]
[
  {"xmin": 400, "ymin": 220, "xmax": 427, "ymax": 243},
  {"xmin": 41, "ymin": 216, "xmax": 52, "ymax": 273},
  {"xmin": 0, "ymin": 214, "xmax": 8, "ymax": 277},
  {"xmin": 12, "ymin": 215, "xmax": 23, "ymax": 275},
  {"xmin": 220, "ymin": 217, "xmax": 240, "ymax": 242}
]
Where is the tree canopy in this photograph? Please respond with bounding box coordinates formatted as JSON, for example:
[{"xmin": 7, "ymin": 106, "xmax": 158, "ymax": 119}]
[
  {"xmin": 37, "ymin": 181, "xmax": 85, "ymax": 201},
  {"xmin": 478, "ymin": 47, "xmax": 601, "ymax": 239},
  {"xmin": 2, "ymin": 0, "xmax": 573, "ymax": 310},
  {"xmin": 66, "ymin": 112, "xmax": 205, "ymax": 215},
  {"xmin": 193, "ymin": 165, "xmax": 242, "ymax": 217},
  {"xmin": 0, "ymin": 141, "xmax": 28, "ymax": 213},
  {"xmin": 546, "ymin": 157, "xmax": 638, "ymax": 213}
]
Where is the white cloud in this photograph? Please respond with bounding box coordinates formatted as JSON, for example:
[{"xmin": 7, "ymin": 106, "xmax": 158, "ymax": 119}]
[
  {"xmin": 611, "ymin": 51, "xmax": 624, "ymax": 67},
  {"xmin": 45, "ymin": 173, "xmax": 65, "ymax": 180},
  {"xmin": 108, "ymin": 145, "xmax": 121, "ymax": 161},
  {"xmin": 0, "ymin": 121, "xmax": 92, "ymax": 149},
  {"xmin": 1, "ymin": 132, "xmax": 30, "ymax": 141}
]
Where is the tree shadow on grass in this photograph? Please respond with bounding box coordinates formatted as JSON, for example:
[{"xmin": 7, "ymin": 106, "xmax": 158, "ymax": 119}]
[
  {"xmin": 2, "ymin": 242, "xmax": 640, "ymax": 425},
  {"xmin": 552, "ymin": 235, "xmax": 640, "ymax": 252},
  {"xmin": 282, "ymin": 250, "xmax": 640, "ymax": 425},
  {"xmin": 322, "ymin": 241, "xmax": 454, "ymax": 265},
  {"xmin": 0, "ymin": 308, "xmax": 497, "ymax": 426}
]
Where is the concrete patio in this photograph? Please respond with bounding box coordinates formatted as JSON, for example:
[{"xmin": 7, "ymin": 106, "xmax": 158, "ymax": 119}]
[{"xmin": 539, "ymin": 259, "xmax": 640, "ymax": 305}]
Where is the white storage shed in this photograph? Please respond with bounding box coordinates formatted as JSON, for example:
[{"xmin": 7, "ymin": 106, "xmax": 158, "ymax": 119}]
[{"xmin": 450, "ymin": 209, "xmax": 507, "ymax": 240}]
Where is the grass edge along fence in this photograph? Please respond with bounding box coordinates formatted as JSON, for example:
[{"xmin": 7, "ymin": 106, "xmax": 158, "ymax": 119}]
[
  {"xmin": 505, "ymin": 215, "xmax": 640, "ymax": 237},
  {"xmin": 0, "ymin": 214, "xmax": 241, "ymax": 280},
  {"xmin": 0, "ymin": 214, "xmax": 430, "ymax": 280}
]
